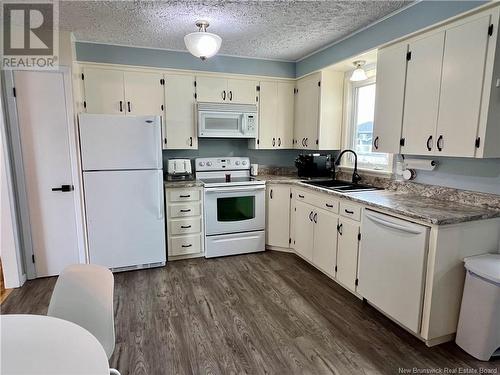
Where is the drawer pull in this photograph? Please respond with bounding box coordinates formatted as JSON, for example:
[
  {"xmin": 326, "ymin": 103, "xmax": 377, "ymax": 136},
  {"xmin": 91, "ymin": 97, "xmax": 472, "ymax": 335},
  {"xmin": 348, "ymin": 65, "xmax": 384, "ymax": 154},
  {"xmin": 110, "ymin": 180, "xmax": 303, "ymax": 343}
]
[
  {"xmin": 181, "ymin": 244, "xmax": 192, "ymax": 248},
  {"xmin": 298, "ymin": 194, "xmax": 305, "ymax": 198},
  {"xmin": 344, "ymin": 209, "xmax": 354, "ymax": 214},
  {"xmin": 179, "ymin": 194, "xmax": 191, "ymax": 198},
  {"xmin": 181, "ymin": 225, "xmax": 192, "ymax": 229},
  {"xmin": 180, "ymin": 209, "xmax": 191, "ymax": 213},
  {"xmin": 325, "ymin": 203, "xmax": 334, "ymax": 208}
]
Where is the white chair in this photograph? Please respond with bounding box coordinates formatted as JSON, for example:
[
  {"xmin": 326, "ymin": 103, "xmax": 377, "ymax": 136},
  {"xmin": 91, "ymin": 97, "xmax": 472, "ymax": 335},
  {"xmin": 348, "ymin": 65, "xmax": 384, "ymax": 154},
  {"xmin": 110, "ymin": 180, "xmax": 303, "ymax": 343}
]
[{"xmin": 48, "ymin": 264, "xmax": 120, "ymax": 375}]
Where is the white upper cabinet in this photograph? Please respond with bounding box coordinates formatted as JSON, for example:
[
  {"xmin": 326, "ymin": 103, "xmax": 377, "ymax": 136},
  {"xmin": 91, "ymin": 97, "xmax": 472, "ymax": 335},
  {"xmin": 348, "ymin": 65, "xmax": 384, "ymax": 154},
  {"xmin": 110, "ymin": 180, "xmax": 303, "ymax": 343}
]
[
  {"xmin": 372, "ymin": 42, "xmax": 408, "ymax": 154},
  {"xmin": 374, "ymin": 6, "xmax": 500, "ymax": 158},
  {"xmin": 436, "ymin": 15, "xmax": 492, "ymax": 157},
  {"xmin": 294, "ymin": 70, "xmax": 343, "ymax": 150},
  {"xmin": 124, "ymin": 71, "xmax": 164, "ymax": 116},
  {"xmin": 164, "ymin": 73, "xmax": 197, "ymax": 150},
  {"xmin": 83, "ymin": 68, "xmax": 164, "ymax": 116},
  {"xmin": 227, "ymin": 79, "xmax": 258, "ymax": 104},
  {"xmin": 254, "ymin": 80, "xmax": 294, "ymax": 149},
  {"xmin": 196, "ymin": 76, "xmax": 257, "ymax": 104},
  {"xmin": 83, "ymin": 68, "xmax": 124, "ymax": 114},
  {"xmin": 401, "ymin": 32, "xmax": 445, "ymax": 155}
]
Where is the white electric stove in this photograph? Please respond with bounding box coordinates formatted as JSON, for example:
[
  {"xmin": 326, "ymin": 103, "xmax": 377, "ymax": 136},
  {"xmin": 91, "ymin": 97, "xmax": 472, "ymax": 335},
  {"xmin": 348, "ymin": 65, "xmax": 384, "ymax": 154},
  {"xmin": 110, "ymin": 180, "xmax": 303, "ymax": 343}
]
[{"xmin": 195, "ymin": 157, "xmax": 265, "ymax": 258}]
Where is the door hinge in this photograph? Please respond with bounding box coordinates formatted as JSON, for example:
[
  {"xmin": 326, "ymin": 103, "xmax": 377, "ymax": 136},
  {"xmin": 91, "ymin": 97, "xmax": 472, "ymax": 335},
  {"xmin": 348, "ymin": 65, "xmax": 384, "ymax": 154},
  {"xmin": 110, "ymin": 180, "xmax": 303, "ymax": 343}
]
[
  {"xmin": 256, "ymin": 85, "xmax": 260, "ymax": 91},
  {"xmin": 488, "ymin": 24, "xmax": 494, "ymax": 36},
  {"xmin": 315, "ymin": 139, "xmax": 318, "ymax": 145},
  {"xmin": 194, "ymin": 81, "xmax": 197, "ymax": 87},
  {"xmin": 164, "ymin": 138, "xmax": 167, "ymax": 145},
  {"xmin": 83, "ymin": 101, "xmax": 87, "ymax": 109},
  {"xmin": 257, "ymin": 139, "xmax": 260, "ymax": 145},
  {"xmin": 318, "ymin": 81, "xmax": 321, "ymax": 87},
  {"xmin": 289, "ymin": 238, "xmax": 291, "ymax": 244},
  {"xmin": 32, "ymin": 254, "xmax": 35, "ymax": 263},
  {"xmin": 81, "ymin": 73, "xmax": 84, "ymax": 80},
  {"xmin": 335, "ymin": 266, "xmax": 337, "ymax": 272},
  {"xmin": 400, "ymin": 138, "xmax": 405, "ymax": 146},
  {"xmin": 358, "ymin": 232, "xmax": 361, "ymax": 241},
  {"xmin": 406, "ymin": 51, "xmax": 412, "ymax": 61},
  {"xmin": 294, "ymin": 88, "xmax": 298, "ymax": 94},
  {"xmin": 256, "ymin": 96, "xmax": 259, "ymax": 102},
  {"xmin": 475, "ymin": 137, "xmax": 481, "ymax": 148},
  {"xmin": 290, "ymin": 192, "xmax": 292, "ymax": 199},
  {"xmin": 160, "ymin": 78, "xmax": 165, "ymax": 85},
  {"xmin": 161, "ymin": 104, "xmax": 164, "ymax": 111},
  {"xmin": 194, "ymin": 93, "xmax": 197, "ymax": 99},
  {"xmin": 12, "ymin": 87, "xmax": 16, "ymax": 97},
  {"xmin": 355, "ymin": 278, "xmax": 359, "ymax": 286}
]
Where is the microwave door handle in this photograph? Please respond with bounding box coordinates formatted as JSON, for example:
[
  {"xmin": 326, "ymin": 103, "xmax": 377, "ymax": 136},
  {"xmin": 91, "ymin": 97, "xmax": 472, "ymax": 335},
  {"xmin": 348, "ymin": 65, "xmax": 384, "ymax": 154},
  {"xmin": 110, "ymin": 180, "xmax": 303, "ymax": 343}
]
[{"xmin": 241, "ymin": 114, "xmax": 247, "ymax": 135}]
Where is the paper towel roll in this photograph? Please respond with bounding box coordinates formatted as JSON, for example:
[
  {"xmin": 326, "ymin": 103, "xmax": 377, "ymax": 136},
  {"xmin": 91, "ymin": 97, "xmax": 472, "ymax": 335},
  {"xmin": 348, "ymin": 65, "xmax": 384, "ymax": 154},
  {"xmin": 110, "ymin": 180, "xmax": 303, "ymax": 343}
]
[{"xmin": 404, "ymin": 158, "xmax": 437, "ymax": 171}]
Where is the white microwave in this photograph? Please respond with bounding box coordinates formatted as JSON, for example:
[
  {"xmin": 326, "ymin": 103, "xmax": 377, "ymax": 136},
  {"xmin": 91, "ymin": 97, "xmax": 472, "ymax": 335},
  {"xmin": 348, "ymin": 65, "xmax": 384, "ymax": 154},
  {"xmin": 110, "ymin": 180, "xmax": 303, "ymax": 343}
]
[{"xmin": 197, "ymin": 102, "xmax": 258, "ymax": 138}]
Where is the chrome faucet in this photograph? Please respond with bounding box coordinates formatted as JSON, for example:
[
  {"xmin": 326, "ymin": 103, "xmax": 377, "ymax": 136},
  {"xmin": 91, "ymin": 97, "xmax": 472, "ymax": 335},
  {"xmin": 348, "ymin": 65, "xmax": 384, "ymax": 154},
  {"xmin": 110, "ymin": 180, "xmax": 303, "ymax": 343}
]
[{"xmin": 334, "ymin": 149, "xmax": 362, "ymax": 184}]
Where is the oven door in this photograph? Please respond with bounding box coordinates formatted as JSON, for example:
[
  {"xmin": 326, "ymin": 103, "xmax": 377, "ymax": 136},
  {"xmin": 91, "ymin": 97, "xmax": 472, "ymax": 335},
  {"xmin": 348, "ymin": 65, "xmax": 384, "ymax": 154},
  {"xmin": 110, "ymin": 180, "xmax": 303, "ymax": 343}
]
[
  {"xmin": 204, "ymin": 185, "xmax": 265, "ymax": 235},
  {"xmin": 198, "ymin": 111, "xmax": 245, "ymax": 138}
]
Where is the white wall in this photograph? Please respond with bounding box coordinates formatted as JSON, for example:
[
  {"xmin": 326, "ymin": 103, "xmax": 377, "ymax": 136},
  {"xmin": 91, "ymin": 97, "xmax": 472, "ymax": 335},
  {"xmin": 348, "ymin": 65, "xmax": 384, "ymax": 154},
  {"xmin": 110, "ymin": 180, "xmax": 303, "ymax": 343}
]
[{"xmin": 0, "ymin": 75, "xmax": 25, "ymax": 289}]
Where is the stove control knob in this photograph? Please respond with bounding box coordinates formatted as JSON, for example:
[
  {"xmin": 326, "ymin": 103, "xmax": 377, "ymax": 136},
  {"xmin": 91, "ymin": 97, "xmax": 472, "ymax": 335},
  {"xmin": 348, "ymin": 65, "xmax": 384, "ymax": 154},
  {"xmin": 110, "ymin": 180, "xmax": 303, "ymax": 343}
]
[
  {"xmin": 207, "ymin": 161, "xmax": 212, "ymax": 167},
  {"xmin": 242, "ymin": 160, "xmax": 247, "ymax": 166},
  {"xmin": 198, "ymin": 162, "xmax": 205, "ymax": 167},
  {"xmin": 235, "ymin": 161, "xmax": 240, "ymax": 166}
]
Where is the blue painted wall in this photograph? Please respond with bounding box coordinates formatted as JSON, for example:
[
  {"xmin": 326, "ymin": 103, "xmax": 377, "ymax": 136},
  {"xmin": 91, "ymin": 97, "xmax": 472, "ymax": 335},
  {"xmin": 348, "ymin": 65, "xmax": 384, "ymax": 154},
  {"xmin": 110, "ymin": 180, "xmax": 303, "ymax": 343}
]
[
  {"xmin": 296, "ymin": 1, "xmax": 488, "ymax": 77},
  {"xmin": 75, "ymin": 42, "xmax": 295, "ymax": 78}
]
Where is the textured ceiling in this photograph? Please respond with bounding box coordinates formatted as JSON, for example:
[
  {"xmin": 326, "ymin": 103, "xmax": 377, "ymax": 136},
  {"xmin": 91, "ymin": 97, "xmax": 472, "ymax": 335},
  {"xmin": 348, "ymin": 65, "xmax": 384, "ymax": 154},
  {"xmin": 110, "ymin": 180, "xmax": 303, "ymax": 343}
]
[{"xmin": 60, "ymin": 1, "xmax": 413, "ymax": 61}]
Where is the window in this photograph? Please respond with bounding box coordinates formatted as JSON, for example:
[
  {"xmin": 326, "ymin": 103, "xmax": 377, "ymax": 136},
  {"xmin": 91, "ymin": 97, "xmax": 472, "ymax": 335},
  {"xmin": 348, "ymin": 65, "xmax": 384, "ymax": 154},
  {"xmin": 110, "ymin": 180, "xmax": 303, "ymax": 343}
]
[{"xmin": 344, "ymin": 75, "xmax": 392, "ymax": 173}]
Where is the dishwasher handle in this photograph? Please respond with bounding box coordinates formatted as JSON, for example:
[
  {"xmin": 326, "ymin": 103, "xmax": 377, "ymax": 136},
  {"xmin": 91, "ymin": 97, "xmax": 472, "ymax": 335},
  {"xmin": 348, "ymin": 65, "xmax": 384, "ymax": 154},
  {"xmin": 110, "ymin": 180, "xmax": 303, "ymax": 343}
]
[{"xmin": 365, "ymin": 212, "xmax": 424, "ymax": 235}]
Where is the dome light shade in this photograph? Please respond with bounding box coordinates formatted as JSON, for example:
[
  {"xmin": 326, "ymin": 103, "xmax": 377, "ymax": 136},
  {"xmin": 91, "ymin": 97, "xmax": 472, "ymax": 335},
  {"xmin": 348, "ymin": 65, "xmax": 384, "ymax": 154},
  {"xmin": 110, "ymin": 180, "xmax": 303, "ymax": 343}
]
[
  {"xmin": 350, "ymin": 60, "xmax": 368, "ymax": 82},
  {"xmin": 184, "ymin": 21, "xmax": 222, "ymax": 61}
]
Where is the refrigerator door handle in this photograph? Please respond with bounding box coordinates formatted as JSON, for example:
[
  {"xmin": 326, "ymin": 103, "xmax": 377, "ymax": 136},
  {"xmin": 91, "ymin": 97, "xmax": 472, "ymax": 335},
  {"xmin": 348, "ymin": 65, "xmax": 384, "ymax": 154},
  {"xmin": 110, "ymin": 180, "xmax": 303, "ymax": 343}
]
[{"xmin": 157, "ymin": 170, "xmax": 164, "ymax": 220}]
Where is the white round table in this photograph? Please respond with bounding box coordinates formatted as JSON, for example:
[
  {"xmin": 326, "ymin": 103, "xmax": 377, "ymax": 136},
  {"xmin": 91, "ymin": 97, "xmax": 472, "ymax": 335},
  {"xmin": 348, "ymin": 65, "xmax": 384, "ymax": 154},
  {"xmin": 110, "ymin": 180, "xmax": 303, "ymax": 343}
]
[{"xmin": 1, "ymin": 314, "xmax": 109, "ymax": 375}]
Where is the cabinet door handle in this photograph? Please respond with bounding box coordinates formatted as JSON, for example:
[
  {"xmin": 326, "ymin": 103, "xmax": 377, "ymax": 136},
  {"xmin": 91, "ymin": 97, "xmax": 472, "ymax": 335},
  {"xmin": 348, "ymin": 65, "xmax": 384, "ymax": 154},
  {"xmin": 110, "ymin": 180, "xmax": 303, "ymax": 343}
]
[
  {"xmin": 313, "ymin": 212, "xmax": 317, "ymax": 223},
  {"xmin": 278, "ymin": 138, "xmax": 281, "ymax": 147},
  {"xmin": 119, "ymin": 101, "xmax": 123, "ymax": 112},
  {"xmin": 344, "ymin": 209, "xmax": 354, "ymax": 214},
  {"xmin": 181, "ymin": 244, "xmax": 192, "ymax": 248},
  {"xmin": 325, "ymin": 203, "xmax": 334, "ymax": 208},
  {"xmin": 180, "ymin": 209, "xmax": 191, "ymax": 213},
  {"xmin": 229, "ymin": 91, "xmax": 233, "ymax": 101},
  {"xmin": 426, "ymin": 135, "xmax": 433, "ymax": 151},
  {"xmin": 272, "ymin": 137, "xmax": 275, "ymax": 147},
  {"xmin": 127, "ymin": 101, "xmax": 131, "ymax": 112},
  {"xmin": 222, "ymin": 90, "xmax": 226, "ymax": 100},
  {"xmin": 270, "ymin": 189, "xmax": 273, "ymax": 199},
  {"xmin": 437, "ymin": 135, "xmax": 443, "ymax": 152},
  {"xmin": 309, "ymin": 211, "xmax": 314, "ymax": 222},
  {"xmin": 181, "ymin": 225, "xmax": 192, "ymax": 229},
  {"xmin": 302, "ymin": 138, "xmax": 305, "ymax": 146},
  {"xmin": 337, "ymin": 223, "xmax": 343, "ymax": 235},
  {"xmin": 373, "ymin": 136, "xmax": 379, "ymax": 150},
  {"xmin": 179, "ymin": 194, "xmax": 191, "ymax": 198},
  {"xmin": 298, "ymin": 194, "xmax": 305, "ymax": 199},
  {"xmin": 189, "ymin": 137, "xmax": 193, "ymax": 147},
  {"xmin": 52, "ymin": 184, "xmax": 74, "ymax": 192},
  {"xmin": 305, "ymin": 138, "xmax": 308, "ymax": 147}
]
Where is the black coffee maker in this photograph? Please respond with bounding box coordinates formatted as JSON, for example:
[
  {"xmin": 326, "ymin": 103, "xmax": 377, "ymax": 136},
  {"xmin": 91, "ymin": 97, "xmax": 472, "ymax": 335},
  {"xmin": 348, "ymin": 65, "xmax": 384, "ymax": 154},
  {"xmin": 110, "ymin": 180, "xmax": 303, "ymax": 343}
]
[{"xmin": 295, "ymin": 154, "xmax": 334, "ymax": 178}]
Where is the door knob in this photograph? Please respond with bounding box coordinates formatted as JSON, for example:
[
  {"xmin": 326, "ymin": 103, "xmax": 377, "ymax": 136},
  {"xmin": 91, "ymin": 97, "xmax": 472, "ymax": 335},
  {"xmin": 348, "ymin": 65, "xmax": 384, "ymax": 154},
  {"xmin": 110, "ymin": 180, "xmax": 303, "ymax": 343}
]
[{"xmin": 52, "ymin": 184, "xmax": 74, "ymax": 192}]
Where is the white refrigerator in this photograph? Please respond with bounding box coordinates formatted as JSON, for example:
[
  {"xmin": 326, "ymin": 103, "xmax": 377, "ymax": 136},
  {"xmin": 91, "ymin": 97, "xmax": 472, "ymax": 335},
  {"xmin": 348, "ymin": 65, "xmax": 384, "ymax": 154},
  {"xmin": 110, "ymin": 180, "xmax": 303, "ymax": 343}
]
[{"xmin": 79, "ymin": 114, "xmax": 166, "ymax": 270}]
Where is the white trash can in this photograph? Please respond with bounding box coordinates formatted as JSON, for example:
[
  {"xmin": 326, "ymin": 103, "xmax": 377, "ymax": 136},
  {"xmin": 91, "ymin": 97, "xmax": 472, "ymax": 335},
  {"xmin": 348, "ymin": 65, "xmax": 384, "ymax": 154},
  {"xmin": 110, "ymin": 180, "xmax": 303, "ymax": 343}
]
[{"xmin": 456, "ymin": 254, "xmax": 500, "ymax": 361}]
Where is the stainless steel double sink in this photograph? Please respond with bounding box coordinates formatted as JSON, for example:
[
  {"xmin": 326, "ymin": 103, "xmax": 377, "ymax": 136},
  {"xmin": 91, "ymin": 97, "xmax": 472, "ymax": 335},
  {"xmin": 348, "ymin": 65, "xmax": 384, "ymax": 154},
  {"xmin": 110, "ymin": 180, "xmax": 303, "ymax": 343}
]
[{"xmin": 301, "ymin": 179, "xmax": 382, "ymax": 193}]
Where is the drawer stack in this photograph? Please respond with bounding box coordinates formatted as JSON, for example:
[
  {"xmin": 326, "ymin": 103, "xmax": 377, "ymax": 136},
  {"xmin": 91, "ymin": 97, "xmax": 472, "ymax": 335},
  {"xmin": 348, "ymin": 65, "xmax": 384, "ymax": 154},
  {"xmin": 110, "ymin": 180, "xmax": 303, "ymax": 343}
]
[{"xmin": 165, "ymin": 187, "xmax": 204, "ymax": 259}]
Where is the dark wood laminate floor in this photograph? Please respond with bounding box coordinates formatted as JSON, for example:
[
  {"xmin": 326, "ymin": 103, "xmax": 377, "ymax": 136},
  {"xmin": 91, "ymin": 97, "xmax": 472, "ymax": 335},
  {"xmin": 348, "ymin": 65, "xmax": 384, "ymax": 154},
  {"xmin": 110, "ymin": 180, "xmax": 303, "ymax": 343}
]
[{"xmin": 2, "ymin": 251, "xmax": 499, "ymax": 375}]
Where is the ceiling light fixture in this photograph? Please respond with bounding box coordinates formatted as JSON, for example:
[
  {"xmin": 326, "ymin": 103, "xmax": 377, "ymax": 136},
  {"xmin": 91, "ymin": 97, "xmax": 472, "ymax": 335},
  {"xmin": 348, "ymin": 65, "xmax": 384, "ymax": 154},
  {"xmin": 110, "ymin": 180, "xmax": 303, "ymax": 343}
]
[
  {"xmin": 184, "ymin": 20, "xmax": 222, "ymax": 61},
  {"xmin": 350, "ymin": 60, "xmax": 368, "ymax": 82}
]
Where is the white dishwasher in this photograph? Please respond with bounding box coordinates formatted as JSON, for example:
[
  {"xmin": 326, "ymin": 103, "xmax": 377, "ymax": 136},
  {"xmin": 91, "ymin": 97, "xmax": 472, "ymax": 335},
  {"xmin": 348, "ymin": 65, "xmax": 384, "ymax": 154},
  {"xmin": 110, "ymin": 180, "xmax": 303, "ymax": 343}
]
[{"xmin": 358, "ymin": 210, "xmax": 429, "ymax": 334}]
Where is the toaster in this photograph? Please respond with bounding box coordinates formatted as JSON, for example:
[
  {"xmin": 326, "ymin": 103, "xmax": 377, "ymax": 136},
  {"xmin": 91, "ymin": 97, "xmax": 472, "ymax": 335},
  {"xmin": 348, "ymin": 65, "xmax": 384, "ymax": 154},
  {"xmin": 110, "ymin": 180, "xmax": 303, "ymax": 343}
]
[{"xmin": 167, "ymin": 159, "xmax": 193, "ymax": 181}]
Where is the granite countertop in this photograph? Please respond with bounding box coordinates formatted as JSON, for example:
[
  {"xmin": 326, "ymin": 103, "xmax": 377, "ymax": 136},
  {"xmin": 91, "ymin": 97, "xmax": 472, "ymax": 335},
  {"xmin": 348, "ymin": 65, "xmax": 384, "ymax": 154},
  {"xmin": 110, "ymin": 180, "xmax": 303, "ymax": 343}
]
[
  {"xmin": 258, "ymin": 175, "xmax": 500, "ymax": 225},
  {"xmin": 164, "ymin": 175, "xmax": 500, "ymax": 225}
]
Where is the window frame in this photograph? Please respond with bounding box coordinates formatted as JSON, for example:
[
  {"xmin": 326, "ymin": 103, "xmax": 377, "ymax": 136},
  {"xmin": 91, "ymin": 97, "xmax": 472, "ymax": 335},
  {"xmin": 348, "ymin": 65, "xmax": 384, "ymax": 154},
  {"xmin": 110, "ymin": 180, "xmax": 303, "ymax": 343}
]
[{"xmin": 341, "ymin": 69, "xmax": 393, "ymax": 175}]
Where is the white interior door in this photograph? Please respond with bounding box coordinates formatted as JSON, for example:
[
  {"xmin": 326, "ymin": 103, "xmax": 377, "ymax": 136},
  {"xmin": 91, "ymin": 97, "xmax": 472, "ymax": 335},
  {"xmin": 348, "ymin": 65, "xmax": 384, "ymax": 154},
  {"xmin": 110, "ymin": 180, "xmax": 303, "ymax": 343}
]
[
  {"xmin": 164, "ymin": 73, "xmax": 197, "ymax": 149},
  {"xmin": 436, "ymin": 15, "xmax": 491, "ymax": 157},
  {"xmin": 402, "ymin": 32, "xmax": 445, "ymax": 155},
  {"xmin": 13, "ymin": 70, "xmax": 80, "ymax": 277}
]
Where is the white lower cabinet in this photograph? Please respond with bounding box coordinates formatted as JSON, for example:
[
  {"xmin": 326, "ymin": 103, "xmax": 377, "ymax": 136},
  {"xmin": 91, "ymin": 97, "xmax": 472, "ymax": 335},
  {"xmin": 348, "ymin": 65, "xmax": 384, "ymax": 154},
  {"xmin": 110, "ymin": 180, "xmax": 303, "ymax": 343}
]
[
  {"xmin": 266, "ymin": 184, "xmax": 291, "ymax": 248},
  {"xmin": 165, "ymin": 187, "xmax": 204, "ymax": 259},
  {"xmin": 293, "ymin": 200, "xmax": 315, "ymax": 261},
  {"xmin": 336, "ymin": 217, "xmax": 360, "ymax": 293},
  {"xmin": 312, "ymin": 209, "xmax": 338, "ymax": 277}
]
